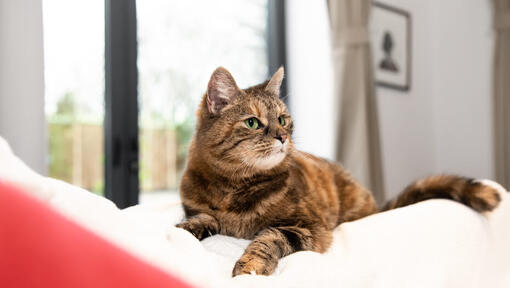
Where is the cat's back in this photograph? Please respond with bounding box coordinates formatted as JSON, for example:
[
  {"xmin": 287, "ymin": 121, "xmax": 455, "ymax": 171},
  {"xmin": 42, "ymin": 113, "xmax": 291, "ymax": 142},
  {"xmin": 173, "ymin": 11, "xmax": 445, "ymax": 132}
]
[
  {"xmin": 289, "ymin": 150, "xmax": 346, "ymax": 187},
  {"xmin": 289, "ymin": 150, "xmax": 377, "ymax": 226}
]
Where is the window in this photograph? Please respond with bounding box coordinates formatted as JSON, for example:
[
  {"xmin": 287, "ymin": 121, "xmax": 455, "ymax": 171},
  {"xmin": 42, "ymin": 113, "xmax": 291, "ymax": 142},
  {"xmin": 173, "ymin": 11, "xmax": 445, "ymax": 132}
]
[{"xmin": 43, "ymin": 0, "xmax": 105, "ymax": 195}]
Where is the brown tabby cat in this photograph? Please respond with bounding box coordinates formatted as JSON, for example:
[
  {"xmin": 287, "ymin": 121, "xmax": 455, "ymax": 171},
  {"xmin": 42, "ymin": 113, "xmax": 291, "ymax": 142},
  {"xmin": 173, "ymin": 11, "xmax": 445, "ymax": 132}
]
[{"xmin": 176, "ymin": 67, "xmax": 502, "ymax": 277}]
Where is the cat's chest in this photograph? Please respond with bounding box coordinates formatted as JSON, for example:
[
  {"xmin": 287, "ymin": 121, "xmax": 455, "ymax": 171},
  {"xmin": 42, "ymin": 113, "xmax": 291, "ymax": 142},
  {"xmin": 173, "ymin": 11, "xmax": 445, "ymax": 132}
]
[
  {"xmin": 204, "ymin": 186, "xmax": 286, "ymax": 239},
  {"xmin": 211, "ymin": 210, "xmax": 263, "ymax": 239},
  {"xmin": 207, "ymin": 178, "xmax": 288, "ymax": 210}
]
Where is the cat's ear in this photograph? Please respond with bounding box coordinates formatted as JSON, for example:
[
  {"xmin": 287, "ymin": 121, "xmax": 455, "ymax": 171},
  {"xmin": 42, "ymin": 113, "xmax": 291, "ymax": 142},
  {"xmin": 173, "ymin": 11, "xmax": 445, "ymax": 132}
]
[
  {"xmin": 265, "ymin": 67, "xmax": 284, "ymax": 96},
  {"xmin": 207, "ymin": 67, "xmax": 240, "ymax": 115}
]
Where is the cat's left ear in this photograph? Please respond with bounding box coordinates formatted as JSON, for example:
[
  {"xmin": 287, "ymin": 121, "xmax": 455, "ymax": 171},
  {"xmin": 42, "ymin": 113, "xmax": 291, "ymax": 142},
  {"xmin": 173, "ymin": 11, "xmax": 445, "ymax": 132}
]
[
  {"xmin": 207, "ymin": 67, "xmax": 241, "ymax": 115},
  {"xmin": 265, "ymin": 67, "xmax": 284, "ymax": 96}
]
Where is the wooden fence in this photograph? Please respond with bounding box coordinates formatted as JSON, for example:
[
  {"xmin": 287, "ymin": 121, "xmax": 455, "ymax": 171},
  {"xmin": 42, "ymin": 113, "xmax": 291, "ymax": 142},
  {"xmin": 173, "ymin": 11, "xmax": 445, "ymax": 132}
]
[{"xmin": 48, "ymin": 122, "xmax": 179, "ymax": 194}]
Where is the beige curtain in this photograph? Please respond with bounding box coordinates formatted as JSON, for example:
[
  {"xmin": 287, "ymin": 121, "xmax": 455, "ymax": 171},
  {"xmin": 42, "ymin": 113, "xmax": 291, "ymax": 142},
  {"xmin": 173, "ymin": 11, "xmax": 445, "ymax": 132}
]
[
  {"xmin": 328, "ymin": 0, "xmax": 385, "ymax": 203},
  {"xmin": 494, "ymin": 0, "xmax": 510, "ymax": 189}
]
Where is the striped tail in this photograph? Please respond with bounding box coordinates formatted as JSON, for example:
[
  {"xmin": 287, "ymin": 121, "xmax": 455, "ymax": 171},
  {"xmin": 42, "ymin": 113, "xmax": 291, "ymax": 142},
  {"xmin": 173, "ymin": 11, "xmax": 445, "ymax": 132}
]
[{"xmin": 382, "ymin": 175, "xmax": 503, "ymax": 213}]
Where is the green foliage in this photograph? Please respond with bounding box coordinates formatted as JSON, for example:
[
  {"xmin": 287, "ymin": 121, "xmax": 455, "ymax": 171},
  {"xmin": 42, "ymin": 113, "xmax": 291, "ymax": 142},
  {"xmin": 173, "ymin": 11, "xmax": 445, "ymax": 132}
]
[
  {"xmin": 48, "ymin": 92, "xmax": 77, "ymax": 183},
  {"xmin": 56, "ymin": 91, "xmax": 76, "ymax": 116},
  {"xmin": 92, "ymin": 179, "xmax": 104, "ymax": 196},
  {"xmin": 48, "ymin": 122, "xmax": 74, "ymax": 183}
]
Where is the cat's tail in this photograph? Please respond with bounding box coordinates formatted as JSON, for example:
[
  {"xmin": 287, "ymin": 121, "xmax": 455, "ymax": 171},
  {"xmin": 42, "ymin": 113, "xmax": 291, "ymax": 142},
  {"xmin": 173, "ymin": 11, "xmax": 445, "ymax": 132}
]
[{"xmin": 381, "ymin": 175, "xmax": 505, "ymax": 213}]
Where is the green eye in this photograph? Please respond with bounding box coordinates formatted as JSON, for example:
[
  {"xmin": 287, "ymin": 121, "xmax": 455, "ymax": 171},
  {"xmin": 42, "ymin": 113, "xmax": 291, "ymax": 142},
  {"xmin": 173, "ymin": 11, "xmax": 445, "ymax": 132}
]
[
  {"xmin": 278, "ymin": 116, "xmax": 285, "ymax": 126},
  {"xmin": 245, "ymin": 117, "xmax": 260, "ymax": 129}
]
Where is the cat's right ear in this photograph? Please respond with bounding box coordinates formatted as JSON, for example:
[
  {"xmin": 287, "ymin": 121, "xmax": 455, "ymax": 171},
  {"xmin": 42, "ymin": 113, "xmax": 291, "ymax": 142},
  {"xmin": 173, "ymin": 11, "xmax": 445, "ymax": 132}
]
[
  {"xmin": 265, "ymin": 66, "xmax": 284, "ymax": 96},
  {"xmin": 206, "ymin": 67, "xmax": 240, "ymax": 115}
]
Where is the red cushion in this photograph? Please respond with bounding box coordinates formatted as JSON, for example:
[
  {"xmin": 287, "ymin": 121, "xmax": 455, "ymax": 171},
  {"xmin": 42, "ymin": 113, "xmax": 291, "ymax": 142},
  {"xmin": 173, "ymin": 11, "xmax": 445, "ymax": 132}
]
[{"xmin": 0, "ymin": 181, "xmax": 192, "ymax": 288}]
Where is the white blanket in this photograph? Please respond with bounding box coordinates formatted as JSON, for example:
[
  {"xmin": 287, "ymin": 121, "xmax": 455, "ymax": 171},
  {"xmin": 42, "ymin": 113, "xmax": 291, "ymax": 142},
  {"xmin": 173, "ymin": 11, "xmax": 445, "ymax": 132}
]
[{"xmin": 0, "ymin": 136, "xmax": 509, "ymax": 288}]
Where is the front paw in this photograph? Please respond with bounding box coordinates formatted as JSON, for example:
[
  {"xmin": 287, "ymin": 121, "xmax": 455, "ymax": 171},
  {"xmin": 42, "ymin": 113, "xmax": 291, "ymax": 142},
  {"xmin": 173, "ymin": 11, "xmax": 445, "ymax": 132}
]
[
  {"xmin": 175, "ymin": 221, "xmax": 211, "ymax": 240},
  {"xmin": 232, "ymin": 253, "xmax": 277, "ymax": 277}
]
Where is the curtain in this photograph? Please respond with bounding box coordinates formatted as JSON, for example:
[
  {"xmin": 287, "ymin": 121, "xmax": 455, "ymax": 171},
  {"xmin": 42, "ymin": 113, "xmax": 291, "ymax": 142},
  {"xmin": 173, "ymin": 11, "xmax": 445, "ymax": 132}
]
[
  {"xmin": 493, "ymin": 0, "xmax": 510, "ymax": 189},
  {"xmin": 328, "ymin": 0, "xmax": 385, "ymax": 203}
]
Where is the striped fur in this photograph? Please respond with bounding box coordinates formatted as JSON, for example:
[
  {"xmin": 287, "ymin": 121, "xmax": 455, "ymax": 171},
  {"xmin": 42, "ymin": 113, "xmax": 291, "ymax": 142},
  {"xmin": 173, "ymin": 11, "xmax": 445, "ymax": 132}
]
[
  {"xmin": 176, "ymin": 67, "xmax": 502, "ymax": 276},
  {"xmin": 383, "ymin": 175, "xmax": 501, "ymax": 213}
]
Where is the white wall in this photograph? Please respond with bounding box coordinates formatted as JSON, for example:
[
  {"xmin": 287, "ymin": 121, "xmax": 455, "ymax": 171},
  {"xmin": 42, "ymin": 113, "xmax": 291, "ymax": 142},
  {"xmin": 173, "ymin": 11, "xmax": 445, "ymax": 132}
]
[
  {"xmin": 430, "ymin": 0, "xmax": 494, "ymax": 180},
  {"xmin": 374, "ymin": 0, "xmax": 494, "ymax": 199},
  {"xmin": 0, "ymin": 0, "xmax": 46, "ymax": 174}
]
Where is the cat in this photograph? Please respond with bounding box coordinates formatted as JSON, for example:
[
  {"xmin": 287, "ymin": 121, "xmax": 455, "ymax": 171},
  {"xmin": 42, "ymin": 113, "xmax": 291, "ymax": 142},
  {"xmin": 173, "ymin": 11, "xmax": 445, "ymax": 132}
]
[{"xmin": 175, "ymin": 67, "xmax": 502, "ymax": 277}]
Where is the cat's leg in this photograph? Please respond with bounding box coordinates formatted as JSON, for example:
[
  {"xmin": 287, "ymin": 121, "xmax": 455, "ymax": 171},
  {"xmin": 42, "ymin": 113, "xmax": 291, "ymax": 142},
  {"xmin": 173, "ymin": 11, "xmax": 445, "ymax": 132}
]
[
  {"xmin": 232, "ymin": 225, "xmax": 332, "ymax": 276},
  {"xmin": 175, "ymin": 213, "xmax": 219, "ymax": 240}
]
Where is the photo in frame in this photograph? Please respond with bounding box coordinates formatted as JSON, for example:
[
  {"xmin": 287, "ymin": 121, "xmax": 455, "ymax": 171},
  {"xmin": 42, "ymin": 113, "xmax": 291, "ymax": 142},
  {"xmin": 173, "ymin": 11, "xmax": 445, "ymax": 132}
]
[{"xmin": 371, "ymin": 2, "xmax": 411, "ymax": 91}]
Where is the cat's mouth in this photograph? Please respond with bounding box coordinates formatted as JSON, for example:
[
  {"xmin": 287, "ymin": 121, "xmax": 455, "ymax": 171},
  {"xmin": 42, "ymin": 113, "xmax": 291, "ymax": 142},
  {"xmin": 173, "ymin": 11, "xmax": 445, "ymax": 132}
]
[
  {"xmin": 251, "ymin": 152, "xmax": 286, "ymax": 170},
  {"xmin": 249, "ymin": 140, "xmax": 288, "ymax": 170}
]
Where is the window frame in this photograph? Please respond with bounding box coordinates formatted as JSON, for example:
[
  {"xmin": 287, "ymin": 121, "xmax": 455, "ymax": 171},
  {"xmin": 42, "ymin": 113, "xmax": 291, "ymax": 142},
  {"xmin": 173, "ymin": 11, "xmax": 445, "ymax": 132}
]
[
  {"xmin": 104, "ymin": 0, "xmax": 139, "ymax": 208},
  {"xmin": 268, "ymin": 0, "xmax": 288, "ymax": 103}
]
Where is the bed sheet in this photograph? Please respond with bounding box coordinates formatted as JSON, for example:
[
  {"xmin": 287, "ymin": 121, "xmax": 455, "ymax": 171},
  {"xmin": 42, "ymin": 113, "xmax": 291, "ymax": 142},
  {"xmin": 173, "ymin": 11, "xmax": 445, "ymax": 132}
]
[{"xmin": 1, "ymin": 136, "xmax": 509, "ymax": 288}]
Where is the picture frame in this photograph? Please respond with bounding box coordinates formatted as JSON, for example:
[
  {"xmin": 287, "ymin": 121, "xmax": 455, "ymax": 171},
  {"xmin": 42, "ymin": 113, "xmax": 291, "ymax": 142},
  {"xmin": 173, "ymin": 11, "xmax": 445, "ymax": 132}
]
[{"xmin": 371, "ymin": 2, "xmax": 412, "ymax": 91}]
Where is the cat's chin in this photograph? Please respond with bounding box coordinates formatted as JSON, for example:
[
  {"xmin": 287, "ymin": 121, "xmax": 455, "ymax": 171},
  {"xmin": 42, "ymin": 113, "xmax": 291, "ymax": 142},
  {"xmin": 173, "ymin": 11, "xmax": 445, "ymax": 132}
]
[{"xmin": 251, "ymin": 151, "xmax": 287, "ymax": 170}]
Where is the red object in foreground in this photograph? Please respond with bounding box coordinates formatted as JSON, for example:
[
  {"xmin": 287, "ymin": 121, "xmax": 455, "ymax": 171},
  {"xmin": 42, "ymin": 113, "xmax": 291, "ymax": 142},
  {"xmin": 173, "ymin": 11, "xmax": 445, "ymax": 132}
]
[{"xmin": 0, "ymin": 181, "xmax": 192, "ymax": 288}]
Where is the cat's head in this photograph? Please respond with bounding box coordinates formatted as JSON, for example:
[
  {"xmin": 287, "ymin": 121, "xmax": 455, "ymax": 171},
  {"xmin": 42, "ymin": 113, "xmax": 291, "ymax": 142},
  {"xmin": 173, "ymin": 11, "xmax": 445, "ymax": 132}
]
[{"xmin": 193, "ymin": 67, "xmax": 293, "ymax": 175}]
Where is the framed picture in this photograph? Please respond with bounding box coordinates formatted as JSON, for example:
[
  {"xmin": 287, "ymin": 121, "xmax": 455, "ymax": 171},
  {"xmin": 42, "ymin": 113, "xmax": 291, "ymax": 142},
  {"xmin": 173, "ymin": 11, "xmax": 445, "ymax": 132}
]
[{"xmin": 371, "ymin": 2, "xmax": 411, "ymax": 91}]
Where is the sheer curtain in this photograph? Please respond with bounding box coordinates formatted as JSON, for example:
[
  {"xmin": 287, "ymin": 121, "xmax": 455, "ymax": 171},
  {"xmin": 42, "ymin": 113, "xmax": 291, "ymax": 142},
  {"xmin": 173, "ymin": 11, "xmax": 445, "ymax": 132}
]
[
  {"xmin": 328, "ymin": 0, "xmax": 385, "ymax": 203},
  {"xmin": 493, "ymin": 0, "xmax": 510, "ymax": 189}
]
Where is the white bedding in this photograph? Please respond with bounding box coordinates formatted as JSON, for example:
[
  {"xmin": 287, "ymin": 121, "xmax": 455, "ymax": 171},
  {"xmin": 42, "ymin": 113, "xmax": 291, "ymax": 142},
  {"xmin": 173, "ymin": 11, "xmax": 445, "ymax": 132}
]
[{"xmin": 1, "ymin": 136, "xmax": 509, "ymax": 288}]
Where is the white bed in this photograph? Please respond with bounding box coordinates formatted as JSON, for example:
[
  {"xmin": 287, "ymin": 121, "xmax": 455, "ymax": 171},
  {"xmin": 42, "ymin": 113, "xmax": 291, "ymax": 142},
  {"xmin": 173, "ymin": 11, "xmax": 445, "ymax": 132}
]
[{"xmin": 0, "ymin": 136, "xmax": 509, "ymax": 288}]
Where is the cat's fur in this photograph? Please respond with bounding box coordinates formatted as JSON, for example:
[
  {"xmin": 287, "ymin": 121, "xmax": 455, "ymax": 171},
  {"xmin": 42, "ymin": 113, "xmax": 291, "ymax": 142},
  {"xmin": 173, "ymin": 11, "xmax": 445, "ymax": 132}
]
[{"xmin": 176, "ymin": 67, "xmax": 502, "ymax": 277}]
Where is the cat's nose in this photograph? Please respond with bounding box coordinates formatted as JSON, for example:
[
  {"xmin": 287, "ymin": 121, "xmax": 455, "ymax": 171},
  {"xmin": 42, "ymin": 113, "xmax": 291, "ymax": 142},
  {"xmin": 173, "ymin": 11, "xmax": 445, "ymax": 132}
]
[{"xmin": 275, "ymin": 134, "xmax": 287, "ymax": 144}]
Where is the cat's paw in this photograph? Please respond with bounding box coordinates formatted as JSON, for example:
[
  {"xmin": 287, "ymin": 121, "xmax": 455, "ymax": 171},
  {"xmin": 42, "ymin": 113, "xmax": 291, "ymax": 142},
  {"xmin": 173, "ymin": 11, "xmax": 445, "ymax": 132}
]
[
  {"xmin": 175, "ymin": 221, "xmax": 211, "ymax": 240},
  {"xmin": 232, "ymin": 253, "xmax": 277, "ymax": 277}
]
